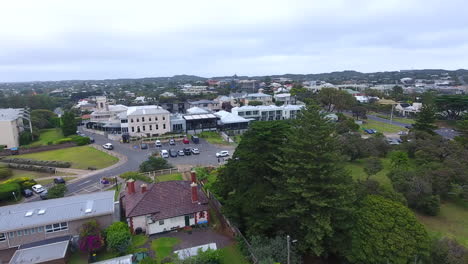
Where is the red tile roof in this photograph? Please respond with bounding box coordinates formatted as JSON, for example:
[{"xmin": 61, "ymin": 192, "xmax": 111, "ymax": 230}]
[{"xmin": 120, "ymin": 180, "xmax": 209, "ymax": 220}]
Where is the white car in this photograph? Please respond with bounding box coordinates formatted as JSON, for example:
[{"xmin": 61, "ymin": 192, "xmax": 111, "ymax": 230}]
[
  {"xmin": 191, "ymin": 148, "xmax": 200, "ymax": 155},
  {"xmin": 102, "ymin": 143, "xmax": 114, "ymax": 150},
  {"xmin": 216, "ymin": 150, "xmax": 229, "ymax": 157},
  {"xmin": 160, "ymin": 149, "xmax": 169, "ymax": 158},
  {"xmin": 32, "ymin": 184, "xmax": 46, "ymax": 194},
  {"xmin": 155, "ymin": 140, "xmax": 162, "ymax": 147}
]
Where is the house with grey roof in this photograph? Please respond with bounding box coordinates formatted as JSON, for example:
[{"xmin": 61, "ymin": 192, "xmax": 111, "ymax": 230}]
[
  {"xmin": 0, "ymin": 191, "xmax": 115, "ymax": 257},
  {"xmin": 188, "ymin": 100, "xmax": 221, "ymax": 112}
]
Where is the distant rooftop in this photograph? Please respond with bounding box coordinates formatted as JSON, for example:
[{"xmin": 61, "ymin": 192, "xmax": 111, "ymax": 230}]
[
  {"xmin": 0, "ymin": 108, "xmax": 24, "ymax": 121},
  {"xmin": 0, "ymin": 191, "xmax": 115, "ymax": 232}
]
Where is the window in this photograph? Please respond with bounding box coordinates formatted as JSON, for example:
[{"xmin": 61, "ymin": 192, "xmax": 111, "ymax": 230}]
[
  {"xmin": 31, "ymin": 228, "xmax": 35, "ymax": 234},
  {"xmin": 189, "ymin": 214, "xmax": 194, "ymax": 219},
  {"xmin": 46, "ymin": 223, "xmax": 68, "ymax": 233},
  {"xmin": 155, "ymin": 117, "xmax": 158, "ymax": 121},
  {"xmin": 24, "ymin": 229, "xmax": 29, "ymax": 235},
  {"xmin": 246, "ymin": 111, "xmax": 251, "ymax": 115},
  {"xmin": 156, "ymin": 124, "xmax": 159, "ymax": 130},
  {"xmin": 142, "ymin": 126, "xmax": 146, "ymax": 131},
  {"xmin": 0, "ymin": 233, "xmax": 5, "ymax": 242},
  {"xmin": 238, "ymin": 112, "xmax": 244, "ymax": 116},
  {"xmin": 131, "ymin": 127, "xmax": 135, "ymax": 132},
  {"xmin": 253, "ymin": 111, "xmax": 259, "ymax": 115},
  {"xmin": 159, "ymin": 220, "xmax": 164, "ymax": 225},
  {"xmin": 17, "ymin": 230, "xmax": 23, "ymax": 236},
  {"xmin": 131, "ymin": 119, "xmax": 134, "ymax": 123},
  {"xmin": 137, "ymin": 126, "xmax": 140, "ymax": 133},
  {"xmin": 142, "ymin": 117, "xmax": 145, "ymax": 122},
  {"xmin": 137, "ymin": 118, "xmax": 140, "ymax": 122},
  {"xmin": 149, "ymin": 125, "xmax": 152, "ymax": 130},
  {"xmin": 149, "ymin": 117, "xmax": 152, "ymax": 121},
  {"xmin": 121, "ymin": 119, "xmax": 128, "ymax": 123},
  {"xmin": 163, "ymin": 124, "xmax": 166, "ymax": 129},
  {"xmin": 37, "ymin": 227, "xmax": 43, "ymax": 233},
  {"xmin": 163, "ymin": 116, "xmax": 165, "ymax": 120},
  {"xmin": 8, "ymin": 232, "xmax": 14, "ymax": 238}
]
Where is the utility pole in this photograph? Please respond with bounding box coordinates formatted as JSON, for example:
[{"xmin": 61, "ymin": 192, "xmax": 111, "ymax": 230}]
[{"xmin": 287, "ymin": 235, "xmax": 290, "ymax": 264}]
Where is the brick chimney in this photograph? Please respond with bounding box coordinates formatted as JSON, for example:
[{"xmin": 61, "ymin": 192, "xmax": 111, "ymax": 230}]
[
  {"xmin": 127, "ymin": 179, "xmax": 135, "ymax": 195},
  {"xmin": 141, "ymin": 184, "xmax": 147, "ymax": 194},
  {"xmin": 191, "ymin": 182, "xmax": 198, "ymax": 203},
  {"xmin": 190, "ymin": 171, "xmax": 197, "ymax": 183}
]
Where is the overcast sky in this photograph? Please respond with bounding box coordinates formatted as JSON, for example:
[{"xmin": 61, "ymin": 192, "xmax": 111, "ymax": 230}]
[{"xmin": 1, "ymin": 0, "xmax": 467, "ymax": 82}]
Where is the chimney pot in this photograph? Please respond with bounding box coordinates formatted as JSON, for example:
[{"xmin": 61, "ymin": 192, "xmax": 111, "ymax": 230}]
[
  {"xmin": 190, "ymin": 171, "xmax": 197, "ymax": 183},
  {"xmin": 141, "ymin": 184, "xmax": 147, "ymax": 194},
  {"xmin": 191, "ymin": 182, "xmax": 198, "ymax": 203},
  {"xmin": 127, "ymin": 179, "xmax": 135, "ymax": 195}
]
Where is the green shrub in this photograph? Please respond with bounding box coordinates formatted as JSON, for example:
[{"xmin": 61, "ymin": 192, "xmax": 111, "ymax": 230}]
[
  {"xmin": 1, "ymin": 158, "xmax": 71, "ymax": 168},
  {"xmin": 0, "ymin": 183, "xmax": 21, "ymax": 201},
  {"xmin": 8, "ymin": 163, "xmax": 56, "ymax": 173},
  {"xmin": 47, "ymin": 141, "xmax": 53, "ymax": 145},
  {"xmin": 3, "ymin": 177, "xmax": 37, "ymax": 191},
  {"xmin": 105, "ymin": 222, "xmax": 131, "ymax": 254},
  {"xmin": 47, "ymin": 184, "xmax": 67, "ymax": 199},
  {"xmin": 71, "ymin": 136, "xmax": 91, "ymax": 146},
  {"xmin": 120, "ymin": 171, "xmax": 153, "ymax": 183},
  {"xmin": 0, "ymin": 167, "xmax": 13, "ymax": 179},
  {"xmin": 55, "ymin": 138, "xmax": 73, "ymax": 144}
]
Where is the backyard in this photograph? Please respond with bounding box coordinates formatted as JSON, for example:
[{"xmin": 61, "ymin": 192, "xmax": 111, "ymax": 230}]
[
  {"xmin": 345, "ymin": 158, "xmax": 393, "ymax": 190},
  {"xmin": 360, "ymin": 119, "xmax": 407, "ymax": 134},
  {"xmin": 16, "ymin": 146, "xmax": 118, "ymax": 169},
  {"xmin": 156, "ymin": 173, "xmax": 183, "ymax": 182}
]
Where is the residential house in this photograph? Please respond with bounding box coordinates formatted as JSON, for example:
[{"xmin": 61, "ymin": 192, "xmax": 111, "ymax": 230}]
[
  {"xmin": 395, "ymin": 102, "xmax": 422, "ymax": 116},
  {"xmin": 0, "ymin": 191, "xmax": 115, "ymax": 262},
  {"xmin": 214, "ymin": 110, "xmax": 250, "ymax": 133},
  {"xmin": 237, "ymin": 80, "xmax": 259, "ymax": 93},
  {"xmin": 243, "ymin": 93, "xmax": 273, "ymax": 105},
  {"xmin": 159, "ymin": 92, "xmax": 176, "ymax": 98},
  {"xmin": 274, "ymin": 93, "xmax": 295, "ymax": 105},
  {"xmin": 0, "ymin": 108, "xmax": 25, "ymax": 149},
  {"xmin": 125, "ymin": 106, "xmax": 171, "ymax": 137},
  {"xmin": 120, "ymin": 178, "xmax": 209, "ymax": 235}
]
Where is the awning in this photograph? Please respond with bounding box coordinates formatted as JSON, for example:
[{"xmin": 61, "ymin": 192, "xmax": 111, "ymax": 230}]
[{"xmin": 9, "ymin": 236, "xmax": 70, "ymax": 264}]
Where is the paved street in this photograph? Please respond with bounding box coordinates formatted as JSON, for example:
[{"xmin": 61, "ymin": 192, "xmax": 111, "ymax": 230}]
[{"xmin": 65, "ymin": 128, "xmax": 235, "ymax": 195}]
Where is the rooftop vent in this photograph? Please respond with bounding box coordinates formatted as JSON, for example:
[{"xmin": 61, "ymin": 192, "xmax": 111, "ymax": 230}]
[
  {"xmin": 38, "ymin": 209, "xmax": 46, "ymax": 215},
  {"xmin": 25, "ymin": 211, "xmax": 33, "ymax": 217},
  {"xmin": 85, "ymin": 200, "xmax": 94, "ymax": 214}
]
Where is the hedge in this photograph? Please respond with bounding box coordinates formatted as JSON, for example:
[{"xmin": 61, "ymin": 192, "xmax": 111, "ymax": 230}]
[
  {"xmin": 71, "ymin": 136, "xmax": 91, "ymax": 146},
  {"xmin": 0, "ymin": 157, "xmax": 71, "ymax": 168},
  {"xmin": 7, "ymin": 163, "xmax": 56, "ymax": 173},
  {"xmin": 0, "ymin": 183, "xmax": 21, "ymax": 201},
  {"xmin": 3, "ymin": 177, "xmax": 37, "ymax": 191},
  {"xmin": 119, "ymin": 171, "xmax": 153, "ymax": 183},
  {"xmin": 55, "ymin": 138, "xmax": 73, "ymax": 144},
  {"xmin": 0, "ymin": 166, "xmax": 13, "ymax": 179}
]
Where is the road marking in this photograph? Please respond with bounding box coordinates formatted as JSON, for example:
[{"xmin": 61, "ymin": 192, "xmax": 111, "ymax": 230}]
[{"xmin": 77, "ymin": 180, "xmax": 91, "ymax": 186}]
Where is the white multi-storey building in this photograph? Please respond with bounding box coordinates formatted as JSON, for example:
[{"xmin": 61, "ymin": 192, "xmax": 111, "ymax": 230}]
[
  {"xmin": 231, "ymin": 105, "xmax": 304, "ymax": 121},
  {"xmin": 0, "ymin": 108, "xmax": 25, "ymax": 148}
]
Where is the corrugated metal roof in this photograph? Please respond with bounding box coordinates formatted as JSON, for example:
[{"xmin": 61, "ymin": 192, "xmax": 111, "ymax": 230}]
[
  {"xmin": 0, "ymin": 108, "xmax": 23, "ymax": 121},
  {"xmin": 9, "ymin": 239, "xmax": 69, "ymax": 264},
  {"xmin": 0, "ymin": 191, "xmax": 115, "ymax": 232}
]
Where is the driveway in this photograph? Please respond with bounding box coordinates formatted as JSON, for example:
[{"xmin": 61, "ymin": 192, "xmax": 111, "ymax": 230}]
[{"xmin": 149, "ymin": 227, "xmax": 233, "ymax": 251}]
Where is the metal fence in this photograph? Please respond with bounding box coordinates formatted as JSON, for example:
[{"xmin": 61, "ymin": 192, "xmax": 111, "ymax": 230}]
[{"xmin": 142, "ymin": 167, "xmax": 180, "ymax": 180}]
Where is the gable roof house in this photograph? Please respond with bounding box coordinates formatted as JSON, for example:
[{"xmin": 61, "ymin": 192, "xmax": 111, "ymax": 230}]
[
  {"xmin": 395, "ymin": 102, "xmax": 422, "ymax": 117},
  {"xmin": 120, "ymin": 177, "xmax": 209, "ymax": 235}
]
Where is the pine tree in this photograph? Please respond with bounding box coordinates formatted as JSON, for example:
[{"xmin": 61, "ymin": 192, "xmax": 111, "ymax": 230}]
[
  {"xmin": 266, "ymin": 103, "xmax": 355, "ymax": 257},
  {"xmin": 61, "ymin": 111, "xmax": 77, "ymax": 136},
  {"xmin": 413, "ymin": 104, "xmax": 437, "ymax": 134}
]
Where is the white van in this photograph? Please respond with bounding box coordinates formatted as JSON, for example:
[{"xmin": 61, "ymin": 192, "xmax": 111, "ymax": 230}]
[{"xmin": 160, "ymin": 149, "xmax": 169, "ymax": 158}]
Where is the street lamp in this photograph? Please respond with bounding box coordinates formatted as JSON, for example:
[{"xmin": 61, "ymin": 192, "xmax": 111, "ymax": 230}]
[{"xmin": 287, "ymin": 235, "xmax": 298, "ymax": 264}]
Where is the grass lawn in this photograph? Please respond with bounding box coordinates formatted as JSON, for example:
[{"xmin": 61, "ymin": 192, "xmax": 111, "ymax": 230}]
[
  {"xmin": 345, "ymin": 158, "xmax": 393, "ymax": 190},
  {"xmin": 361, "ymin": 119, "xmax": 406, "ymax": 134},
  {"xmin": 219, "ymin": 244, "xmax": 249, "ymax": 264},
  {"xmin": 199, "ymin": 132, "xmax": 230, "ymax": 145},
  {"xmin": 68, "ymin": 251, "xmax": 88, "ymax": 264},
  {"xmin": 375, "ymin": 114, "xmax": 416, "ymax": 125},
  {"xmin": 0, "ymin": 169, "xmax": 76, "ymax": 183},
  {"xmin": 36, "ymin": 176, "xmax": 77, "ymax": 186},
  {"xmin": 151, "ymin": 237, "xmax": 181, "ymax": 263},
  {"xmin": 26, "ymin": 128, "xmax": 64, "ymax": 147},
  {"xmin": 416, "ymin": 201, "xmax": 468, "ymax": 247},
  {"xmin": 16, "ymin": 146, "xmax": 118, "ymax": 169},
  {"xmin": 157, "ymin": 173, "xmax": 183, "ymax": 182}
]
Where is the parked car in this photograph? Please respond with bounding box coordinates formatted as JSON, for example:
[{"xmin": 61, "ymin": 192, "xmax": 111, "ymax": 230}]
[
  {"xmin": 22, "ymin": 189, "xmax": 33, "ymax": 198},
  {"xmin": 32, "ymin": 184, "xmax": 46, "ymax": 194},
  {"xmin": 102, "ymin": 143, "xmax": 114, "ymax": 150},
  {"xmin": 364, "ymin": 129, "xmax": 375, "ymax": 134},
  {"xmin": 169, "ymin": 139, "xmax": 176, "ymax": 145},
  {"xmin": 216, "ymin": 150, "xmax": 229, "ymax": 157},
  {"xmin": 54, "ymin": 177, "xmax": 66, "ymax": 184},
  {"xmin": 88, "ymin": 137, "xmax": 95, "ymax": 143},
  {"xmin": 191, "ymin": 148, "xmax": 200, "ymax": 155},
  {"xmin": 141, "ymin": 143, "xmax": 148, "ymax": 149},
  {"xmin": 40, "ymin": 190, "xmax": 48, "ymax": 200},
  {"xmin": 178, "ymin": 150, "xmax": 185, "ymax": 156},
  {"xmin": 160, "ymin": 149, "xmax": 169, "ymax": 158},
  {"xmin": 183, "ymin": 148, "xmax": 192, "ymax": 155},
  {"xmin": 398, "ymin": 131, "xmax": 408, "ymax": 135},
  {"xmin": 182, "ymin": 138, "xmax": 190, "ymax": 144},
  {"xmin": 155, "ymin": 140, "xmax": 162, "ymax": 147},
  {"xmin": 191, "ymin": 135, "xmax": 200, "ymax": 144},
  {"xmin": 169, "ymin": 149, "xmax": 178, "ymax": 157},
  {"xmin": 404, "ymin": 125, "xmax": 413, "ymax": 129}
]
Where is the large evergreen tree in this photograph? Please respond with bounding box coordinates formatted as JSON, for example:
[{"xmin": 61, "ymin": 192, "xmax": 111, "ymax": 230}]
[
  {"xmin": 61, "ymin": 111, "xmax": 77, "ymax": 136},
  {"xmin": 413, "ymin": 103, "xmax": 437, "ymax": 134},
  {"xmin": 266, "ymin": 103, "xmax": 356, "ymax": 256}
]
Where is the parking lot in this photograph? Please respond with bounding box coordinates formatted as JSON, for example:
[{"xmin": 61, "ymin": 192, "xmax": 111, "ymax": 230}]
[{"xmin": 128, "ymin": 138, "xmax": 236, "ymax": 167}]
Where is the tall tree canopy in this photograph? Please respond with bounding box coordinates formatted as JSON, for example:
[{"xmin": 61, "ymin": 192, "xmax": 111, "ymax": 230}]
[
  {"xmin": 61, "ymin": 111, "xmax": 77, "ymax": 136},
  {"xmin": 346, "ymin": 195, "xmax": 430, "ymax": 264},
  {"xmin": 413, "ymin": 103, "xmax": 437, "ymax": 134}
]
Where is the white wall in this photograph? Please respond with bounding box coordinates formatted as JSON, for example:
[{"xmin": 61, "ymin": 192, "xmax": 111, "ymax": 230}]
[
  {"xmin": 128, "ymin": 113, "xmax": 171, "ymax": 137},
  {"xmin": 0, "ymin": 119, "xmax": 20, "ymax": 148},
  {"xmin": 147, "ymin": 215, "xmax": 195, "ymax": 235}
]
